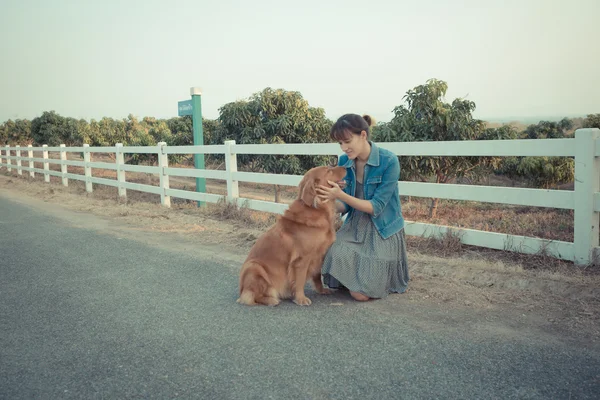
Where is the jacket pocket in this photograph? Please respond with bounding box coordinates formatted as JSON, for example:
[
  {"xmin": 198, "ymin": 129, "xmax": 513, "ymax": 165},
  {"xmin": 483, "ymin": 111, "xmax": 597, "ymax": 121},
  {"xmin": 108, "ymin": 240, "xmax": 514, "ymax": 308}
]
[{"xmin": 365, "ymin": 176, "xmax": 382, "ymax": 198}]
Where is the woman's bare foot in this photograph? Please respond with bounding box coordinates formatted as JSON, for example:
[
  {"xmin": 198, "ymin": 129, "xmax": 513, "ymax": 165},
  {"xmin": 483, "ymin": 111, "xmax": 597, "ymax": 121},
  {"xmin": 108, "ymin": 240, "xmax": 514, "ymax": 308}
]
[{"xmin": 350, "ymin": 291, "xmax": 370, "ymax": 301}]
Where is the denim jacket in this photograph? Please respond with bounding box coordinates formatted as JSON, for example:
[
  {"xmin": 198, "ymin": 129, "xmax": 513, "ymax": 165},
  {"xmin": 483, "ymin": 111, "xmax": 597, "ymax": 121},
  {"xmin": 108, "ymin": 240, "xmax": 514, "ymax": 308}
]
[{"xmin": 338, "ymin": 141, "xmax": 405, "ymax": 240}]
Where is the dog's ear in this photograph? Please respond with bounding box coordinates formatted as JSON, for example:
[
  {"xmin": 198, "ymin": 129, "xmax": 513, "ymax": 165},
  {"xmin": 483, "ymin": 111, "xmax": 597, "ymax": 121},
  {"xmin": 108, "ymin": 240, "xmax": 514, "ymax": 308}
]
[{"xmin": 299, "ymin": 176, "xmax": 317, "ymax": 206}]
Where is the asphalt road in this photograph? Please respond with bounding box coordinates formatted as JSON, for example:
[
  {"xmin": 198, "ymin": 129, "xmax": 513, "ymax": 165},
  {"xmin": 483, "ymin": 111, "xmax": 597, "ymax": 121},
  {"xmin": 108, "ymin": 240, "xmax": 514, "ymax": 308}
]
[{"xmin": 1, "ymin": 196, "xmax": 599, "ymax": 399}]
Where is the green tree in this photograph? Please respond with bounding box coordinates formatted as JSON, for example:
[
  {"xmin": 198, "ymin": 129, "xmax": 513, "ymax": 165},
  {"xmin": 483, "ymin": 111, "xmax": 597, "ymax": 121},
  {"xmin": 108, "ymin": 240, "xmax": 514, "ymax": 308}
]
[
  {"xmin": 166, "ymin": 116, "xmax": 193, "ymax": 146},
  {"xmin": 0, "ymin": 122, "xmax": 6, "ymax": 144},
  {"xmin": 123, "ymin": 114, "xmax": 156, "ymax": 164},
  {"xmin": 93, "ymin": 117, "xmax": 127, "ymax": 158},
  {"xmin": 376, "ymin": 79, "xmax": 513, "ymax": 217},
  {"xmin": 583, "ymin": 113, "xmax": 600, "ymax": 129},
  {"xmin": 83, "ymin": 119, "xmax": 108, "ymax": 147},
  {"xmin": 218, "ymin": 88, "xmax": 333, "ymax": 202},
  {"xmin": 31, "ymin": 111, "xmax": 91, "ymax": 146},
  {"xmin": 148, "ymin": 121, "xmax": 172, "ymax": 144},
  {"xmin": 516, "ymin": 157, "xmax": 574, "ymax": 188},
  {"xmin": 481, "ymin": 124, "xmax": 519, "ymax": 141},
  {"xmin": 62, "ymin": 117, "xmax": 85, "ymax": 146},
  {"xmin": 524, "ymin": 118, "xmax": 573, "ymax": 139},
  {"xmin": 0, "ymin": 119, "xmax": 32, "ymax": 145},
  {"xmin": 496, "ymin": 119, "xmax": 575, "ymax": 187},
  {"xmin": 30, "ymin": 111, "xmax": 67, "ymax": 146},
  {"xmin": 202, "ymin": 118, "xmax": 221, "ymax": 146}
]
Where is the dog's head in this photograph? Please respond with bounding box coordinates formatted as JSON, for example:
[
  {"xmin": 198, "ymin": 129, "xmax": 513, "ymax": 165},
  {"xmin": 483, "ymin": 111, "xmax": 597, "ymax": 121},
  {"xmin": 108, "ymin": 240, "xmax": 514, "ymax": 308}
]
[{"xmin": 298, "ymin": 166, "xmax": 346, "ymax": 208}]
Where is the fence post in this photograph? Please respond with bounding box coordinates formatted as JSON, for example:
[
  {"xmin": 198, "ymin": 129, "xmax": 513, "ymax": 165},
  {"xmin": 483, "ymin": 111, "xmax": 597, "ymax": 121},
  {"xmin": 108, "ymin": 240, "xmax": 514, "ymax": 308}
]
[
  {"xmin": 16, "ymin": 145, "xmax": 22, "ymax": 175},
  {"xmin": 224, "ymin": 140, "xmax": 239, "ymax": 203},
  {"xmin": 0, "ymin": 146, "xmax": 4, "ymax": 168},
  {"xmin": 115, "ymin": 143, "xmax": 126, "ymax": 198},
  {"xmin": 574, "ymin": 128, "xmax": 600, "ymax": 265},
  {"xmin": 42, "ymin": 144, "xmax": 49, "ymax": 182},
  {"xmin": 83, "ymin": 144, "xmax": 92, "ymax": 193},
  {"xmin": 6, "ymin": 145, "xmax": 11, "ymax": 172},
  {"xmin": 59, "ymin": 144, "xmax": 68, "ymax": 186},
  {"xmin": 27, "ymin": 145, "xmax": 34, "ymax": 178},
  {"xmin": 158, "ymin": 142, "xmax": 171, "ymax": 208}
]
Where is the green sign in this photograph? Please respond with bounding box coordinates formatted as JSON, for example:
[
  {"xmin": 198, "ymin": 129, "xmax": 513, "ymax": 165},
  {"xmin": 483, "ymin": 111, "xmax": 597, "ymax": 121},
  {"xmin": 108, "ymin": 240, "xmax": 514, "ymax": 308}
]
[{"xmin": 178, "ymin": 100, "xmax": 193, "ymax": 116}]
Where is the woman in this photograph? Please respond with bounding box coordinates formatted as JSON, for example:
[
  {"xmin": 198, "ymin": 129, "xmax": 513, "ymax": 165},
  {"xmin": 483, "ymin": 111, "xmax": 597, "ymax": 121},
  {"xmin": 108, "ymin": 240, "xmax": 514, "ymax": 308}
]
[{"xmin": 316, "ymin": 113, "xmax": 409, "ymax": 301}]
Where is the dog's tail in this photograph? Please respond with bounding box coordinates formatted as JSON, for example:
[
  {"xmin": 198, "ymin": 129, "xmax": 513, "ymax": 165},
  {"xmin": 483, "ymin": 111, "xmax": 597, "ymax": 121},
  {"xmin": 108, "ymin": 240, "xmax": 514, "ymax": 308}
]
[{"xmin": 237, "ymin": 261, "xmax": 273, "ymax": 306}]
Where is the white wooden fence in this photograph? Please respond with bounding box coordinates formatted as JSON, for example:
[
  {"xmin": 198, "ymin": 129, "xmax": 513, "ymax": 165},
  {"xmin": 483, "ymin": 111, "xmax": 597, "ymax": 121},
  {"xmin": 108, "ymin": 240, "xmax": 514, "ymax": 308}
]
[{"xmin": 1, "ymin": 128, "xmax": 599, "ymax": 265}]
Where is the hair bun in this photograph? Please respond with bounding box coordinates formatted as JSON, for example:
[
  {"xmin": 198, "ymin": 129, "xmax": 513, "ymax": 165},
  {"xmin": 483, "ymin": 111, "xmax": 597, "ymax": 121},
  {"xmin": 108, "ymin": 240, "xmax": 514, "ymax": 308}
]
[{"xmin": 362, "ymin": 114, "xmax": 374, "ymax": 127}]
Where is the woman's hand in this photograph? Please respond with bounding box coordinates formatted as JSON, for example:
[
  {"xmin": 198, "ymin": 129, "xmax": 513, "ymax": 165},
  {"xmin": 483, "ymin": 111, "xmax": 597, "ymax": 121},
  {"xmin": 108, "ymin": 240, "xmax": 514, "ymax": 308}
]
[{"xmin": 316, "ymin": 180, "xmax": 343, "ymax": 203}]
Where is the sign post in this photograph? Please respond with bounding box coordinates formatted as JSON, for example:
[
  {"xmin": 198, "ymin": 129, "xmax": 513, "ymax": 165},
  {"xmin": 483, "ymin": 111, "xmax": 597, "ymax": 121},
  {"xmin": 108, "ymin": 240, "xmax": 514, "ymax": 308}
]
[{"xmin": 178, "ymin": 87, "xmax": 206, "ymax": 207}]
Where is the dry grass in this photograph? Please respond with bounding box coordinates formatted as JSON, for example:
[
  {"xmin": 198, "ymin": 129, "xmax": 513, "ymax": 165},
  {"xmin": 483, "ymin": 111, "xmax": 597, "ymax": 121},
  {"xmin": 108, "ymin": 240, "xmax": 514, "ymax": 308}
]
[
  {"xmin": 402, "ymin": 198, "xmax": 574, "ymax": 242},
  {"xmin": 209, "ymin": 198, "xmax": 278, "ymax": 229},
  {"xmin": 405, "ymin": 233, "xmax": 594, "ymax": 275},
  {"xmin": 408, "ymin": 229, "xmax": 465, "ymax": 258}
]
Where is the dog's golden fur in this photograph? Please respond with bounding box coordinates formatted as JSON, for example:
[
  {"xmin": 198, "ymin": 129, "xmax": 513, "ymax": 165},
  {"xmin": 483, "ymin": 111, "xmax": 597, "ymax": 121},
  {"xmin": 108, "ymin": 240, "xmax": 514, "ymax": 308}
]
[{"xmin": 237, "ymin": 166, "xmax": 346, "ymax": 306}]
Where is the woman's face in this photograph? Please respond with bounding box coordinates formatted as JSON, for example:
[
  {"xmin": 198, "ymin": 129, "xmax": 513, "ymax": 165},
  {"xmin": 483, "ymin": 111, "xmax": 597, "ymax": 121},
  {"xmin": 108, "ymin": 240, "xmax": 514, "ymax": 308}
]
[{"xmin": 338, "ymin": 130, "xmax": 368, "ymax": 160}]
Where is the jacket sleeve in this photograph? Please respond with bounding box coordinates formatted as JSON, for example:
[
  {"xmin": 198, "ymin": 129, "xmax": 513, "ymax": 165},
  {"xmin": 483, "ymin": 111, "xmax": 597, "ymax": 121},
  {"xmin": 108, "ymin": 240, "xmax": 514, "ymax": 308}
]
[
  {"xmin": 337, "ymin": 155, "xmax": 350, "ymax": 215},
  {"xmin": 369, "ymin": 155, "xmax": 400, "ymax": 217}
]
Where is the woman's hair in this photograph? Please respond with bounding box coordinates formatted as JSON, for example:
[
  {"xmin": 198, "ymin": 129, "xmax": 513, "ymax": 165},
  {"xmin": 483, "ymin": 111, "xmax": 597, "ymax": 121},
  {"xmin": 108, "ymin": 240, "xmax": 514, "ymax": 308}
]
[{"xmin": 330, "ymin": 114, "xmax": 374, "ymax": 141}]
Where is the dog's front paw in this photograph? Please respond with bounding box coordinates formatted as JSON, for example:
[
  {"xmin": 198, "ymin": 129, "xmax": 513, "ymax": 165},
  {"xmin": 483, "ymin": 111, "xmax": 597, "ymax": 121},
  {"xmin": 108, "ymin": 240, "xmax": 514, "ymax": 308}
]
[
  {"xmin": 293, "ymin": 296, "xmax": 312, "ymax": 306},
  {"xmin": 318, "ymin": 288, "xmax": 333, "ymax": 295}
]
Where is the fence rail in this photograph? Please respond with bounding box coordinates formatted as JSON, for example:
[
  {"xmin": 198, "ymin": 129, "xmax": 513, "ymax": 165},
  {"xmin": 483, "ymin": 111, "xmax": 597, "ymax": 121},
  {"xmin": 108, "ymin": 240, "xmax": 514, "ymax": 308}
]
[{"xmin": 1, "ymin": 128, "xmax": 599, "ymax": 265}]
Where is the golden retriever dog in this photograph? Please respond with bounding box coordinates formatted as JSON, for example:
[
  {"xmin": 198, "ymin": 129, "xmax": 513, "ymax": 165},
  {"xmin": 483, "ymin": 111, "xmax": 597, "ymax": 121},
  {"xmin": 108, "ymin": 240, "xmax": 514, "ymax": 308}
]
[{"xmin": 237, "ymin": 166, "xmax": 346, "ymax": 306}]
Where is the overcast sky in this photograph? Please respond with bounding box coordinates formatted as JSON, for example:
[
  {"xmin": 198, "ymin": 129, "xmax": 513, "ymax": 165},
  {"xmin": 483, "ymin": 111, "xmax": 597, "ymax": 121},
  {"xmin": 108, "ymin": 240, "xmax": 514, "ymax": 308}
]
[{"xmin": 1, "ymin": 0, "xmax": 598, "ymax": 124}]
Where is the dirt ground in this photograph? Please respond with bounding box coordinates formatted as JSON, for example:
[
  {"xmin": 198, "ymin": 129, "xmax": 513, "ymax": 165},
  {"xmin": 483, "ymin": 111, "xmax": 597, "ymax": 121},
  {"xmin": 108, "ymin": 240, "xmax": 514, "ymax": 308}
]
[{"xmin": 1, "ymin": 170, "xmax": 599, "ymax": 344}]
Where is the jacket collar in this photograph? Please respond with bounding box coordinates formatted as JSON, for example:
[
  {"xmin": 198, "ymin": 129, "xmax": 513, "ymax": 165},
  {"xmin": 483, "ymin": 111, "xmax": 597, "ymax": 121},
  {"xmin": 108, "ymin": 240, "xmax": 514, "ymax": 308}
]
[{"xmin": 342, "ymin": 141, "xmax": 380, "ymax": 168}]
